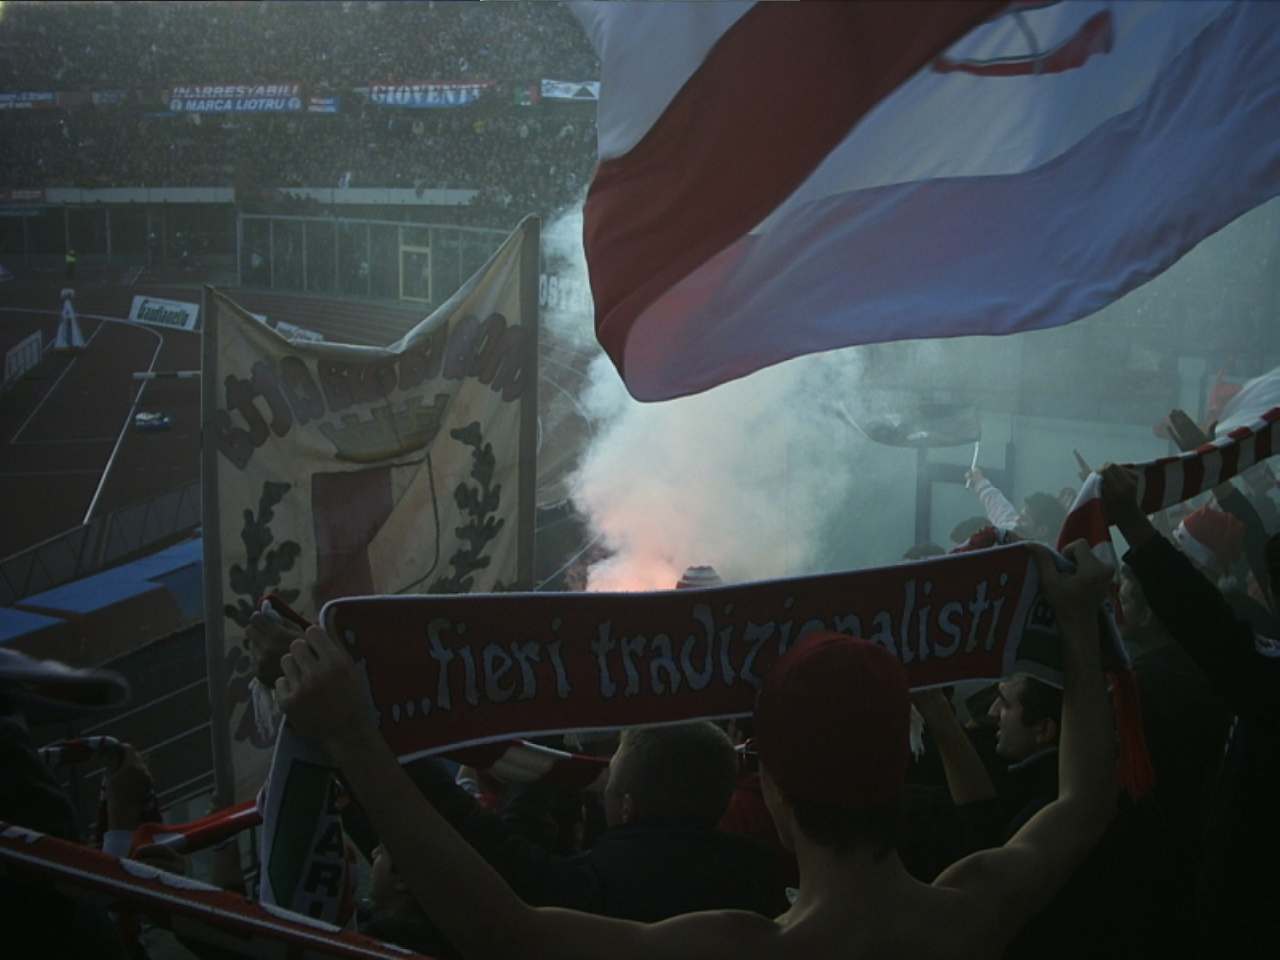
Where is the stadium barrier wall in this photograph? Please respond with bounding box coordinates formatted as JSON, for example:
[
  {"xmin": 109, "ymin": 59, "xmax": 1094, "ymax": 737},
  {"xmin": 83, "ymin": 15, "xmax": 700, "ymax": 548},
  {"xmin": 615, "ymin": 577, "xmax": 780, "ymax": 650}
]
[{"xmin": 0, "ymin": 478, "xmax": 202, "ymax": 606}]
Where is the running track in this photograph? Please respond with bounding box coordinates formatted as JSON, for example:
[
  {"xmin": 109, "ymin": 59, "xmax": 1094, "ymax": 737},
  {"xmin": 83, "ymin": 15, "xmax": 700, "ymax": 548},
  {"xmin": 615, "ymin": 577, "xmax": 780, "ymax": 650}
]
[
  {"xmin": 0, "ymin": 303, "xmax": 199, "ymax": 557},
  {"xmin": 1, "ymin": 283, "xmax": 599, "ymax": 577}
]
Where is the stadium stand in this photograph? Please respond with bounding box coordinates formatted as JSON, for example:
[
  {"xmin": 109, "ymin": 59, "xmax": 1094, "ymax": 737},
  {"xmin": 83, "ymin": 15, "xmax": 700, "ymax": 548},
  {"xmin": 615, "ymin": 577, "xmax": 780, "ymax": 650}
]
[{"xmin": 0, "ymin": 1, "xmax": 599, "ymax": 223}]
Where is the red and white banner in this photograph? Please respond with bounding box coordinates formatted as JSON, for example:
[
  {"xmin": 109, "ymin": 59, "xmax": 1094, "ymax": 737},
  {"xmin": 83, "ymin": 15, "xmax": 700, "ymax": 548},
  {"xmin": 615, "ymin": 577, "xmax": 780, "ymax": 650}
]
[
  {"xmin": 322, "ymin": 543, "xmax": 1051, "ymax": 761},
  {"xmin": 573, "ymin": 1, "xmax": 1280, "ymax": 400},
  {"xmin": 0, "ymin": 824, "xmax": 426, "ymax": 959}
]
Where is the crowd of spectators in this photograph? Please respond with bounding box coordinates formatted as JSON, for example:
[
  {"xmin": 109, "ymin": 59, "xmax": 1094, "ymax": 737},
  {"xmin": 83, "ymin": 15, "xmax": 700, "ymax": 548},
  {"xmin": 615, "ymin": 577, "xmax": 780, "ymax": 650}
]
[
  {"xmin": 0, "ymin": 2, "xmax": 597, "ymax": 92},
  {"xmin": 0, "ymin": 1, "xmax": 598, "ymax": 221}
]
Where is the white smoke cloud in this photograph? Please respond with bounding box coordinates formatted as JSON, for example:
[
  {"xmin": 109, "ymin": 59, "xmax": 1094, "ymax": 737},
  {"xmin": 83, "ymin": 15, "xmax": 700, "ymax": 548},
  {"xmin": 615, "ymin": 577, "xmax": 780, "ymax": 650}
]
[
  {"xmin": 539, "ymin": 199, "xmax": 909, "ymax": 590},
  {"xmin": 541, "ymin": 199, "xmax": 958, "ymax": 591},
  {"xmin": 570, "ymin": 350, "xmax": 875, "ymax": 590},
  {"xmin": 537, "ymin": 201, "xmax": 595, "ymax": 352}
]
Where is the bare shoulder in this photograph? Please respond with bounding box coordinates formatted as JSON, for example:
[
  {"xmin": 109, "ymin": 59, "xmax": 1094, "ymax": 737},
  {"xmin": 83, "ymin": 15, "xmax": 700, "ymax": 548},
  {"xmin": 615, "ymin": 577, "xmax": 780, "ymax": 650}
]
[
  {"xmin": 929, "ymin": 850, "xmax": 1028, "ymax": 949},
  {"xmin": 531, "ymin": 905, "xmax": 786, "ymax": 960},
  {"xmin": 648, "ymin": 908, "xmax": 786, "ymax": 958},
  {"xmin": 890, "ymin": 881, "xmax": 1004, "ymax": 958}
]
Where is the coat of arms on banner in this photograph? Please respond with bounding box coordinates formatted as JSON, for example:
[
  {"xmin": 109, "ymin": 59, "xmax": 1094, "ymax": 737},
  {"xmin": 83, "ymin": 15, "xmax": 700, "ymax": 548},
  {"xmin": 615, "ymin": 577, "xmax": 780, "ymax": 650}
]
[{"xmin": 202, "ymin": 218, "xmax": 539, "ymax": 802}]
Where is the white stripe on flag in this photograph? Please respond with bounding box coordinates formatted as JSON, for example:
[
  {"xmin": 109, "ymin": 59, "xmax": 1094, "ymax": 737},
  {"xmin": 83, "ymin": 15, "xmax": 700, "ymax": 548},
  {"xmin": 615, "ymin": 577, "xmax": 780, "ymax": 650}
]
[
  {"xmin": 571, "ymin": 1, "xmax": 755, "ymax": 161},
  {"xmin": 1237, "ymin": 434, "xmax": 1257, "ymax": 474},
  {"xmin": 1215, "ymin": 365, "xmax": 1280, "ymax": 433},
  {"xmin": 1200, "ymin": 449, "xmax": 1223, "ymax": 490}
]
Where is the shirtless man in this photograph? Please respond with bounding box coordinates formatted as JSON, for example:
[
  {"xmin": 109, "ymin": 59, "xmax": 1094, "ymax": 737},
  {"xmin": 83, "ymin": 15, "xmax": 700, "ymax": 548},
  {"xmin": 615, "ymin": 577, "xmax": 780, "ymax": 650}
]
[{"xmin": 277, "ymin": 540, "xmax": 1116, "ymax": 959}]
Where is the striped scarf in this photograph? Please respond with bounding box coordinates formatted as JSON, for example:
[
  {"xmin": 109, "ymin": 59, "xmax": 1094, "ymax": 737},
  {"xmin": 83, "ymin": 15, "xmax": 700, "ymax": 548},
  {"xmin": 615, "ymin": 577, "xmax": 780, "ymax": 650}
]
[{"xmin": 1056, "ymin": 404, "xmax": 1280, "ymax": 796}]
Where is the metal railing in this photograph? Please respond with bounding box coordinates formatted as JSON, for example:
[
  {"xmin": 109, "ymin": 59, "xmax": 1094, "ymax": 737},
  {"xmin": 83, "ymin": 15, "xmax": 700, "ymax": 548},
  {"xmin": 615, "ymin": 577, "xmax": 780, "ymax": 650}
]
[{"xmin": 0, "ymin": 478, "xmax": 201, "ymax": 606}]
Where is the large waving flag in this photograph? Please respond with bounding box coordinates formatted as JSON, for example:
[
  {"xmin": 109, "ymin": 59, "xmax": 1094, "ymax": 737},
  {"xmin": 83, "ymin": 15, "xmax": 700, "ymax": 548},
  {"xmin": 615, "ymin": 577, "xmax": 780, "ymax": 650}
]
[{"xmin": 574, "ymin": 1, "xmax": 1280, "ymax": 400}]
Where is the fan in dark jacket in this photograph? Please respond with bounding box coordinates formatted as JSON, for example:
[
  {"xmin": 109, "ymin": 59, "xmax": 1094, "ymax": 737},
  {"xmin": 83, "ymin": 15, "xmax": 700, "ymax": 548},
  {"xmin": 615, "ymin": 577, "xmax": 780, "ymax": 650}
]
[{"xmin": 1101, "ymin": 463, "xmax": 1280, "ymax": 942}]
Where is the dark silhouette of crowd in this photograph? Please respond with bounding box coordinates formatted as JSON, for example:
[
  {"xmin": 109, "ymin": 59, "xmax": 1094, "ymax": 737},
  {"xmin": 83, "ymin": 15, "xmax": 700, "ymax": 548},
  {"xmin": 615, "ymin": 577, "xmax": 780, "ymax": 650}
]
[{"xmin": 5, "ymin": 415, "xmax": 1277, "ymax": 957}]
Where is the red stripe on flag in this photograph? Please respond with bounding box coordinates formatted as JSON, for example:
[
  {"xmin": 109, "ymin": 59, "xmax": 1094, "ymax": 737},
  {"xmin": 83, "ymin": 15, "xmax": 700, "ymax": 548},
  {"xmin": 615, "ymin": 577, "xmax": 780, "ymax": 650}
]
[
  {"xmin": 1253, "ymin": 419, "xmax": 1273, "ymax": 461},
  {"xmin": 1139, "ymin": 460, "xmax": 1166, "ymax": 514},
  {"xmin": 1219, "ymin": 437, "xmax": 1240, "ymax": 485},
  {"xmin": 1181, "ymin": 450, "xmax": 1206, "ymax": 501},
  {"xmin": 583, "ymin": 0, "xmax": 1006, "ymax": 378}
]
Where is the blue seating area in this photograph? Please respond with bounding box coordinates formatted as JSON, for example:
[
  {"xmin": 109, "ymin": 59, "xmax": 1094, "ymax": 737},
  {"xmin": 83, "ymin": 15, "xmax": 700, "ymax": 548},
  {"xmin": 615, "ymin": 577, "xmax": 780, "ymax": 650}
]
[{"xmin": 1, "ymin": 537, "xmax": 203, "ymax": 662}]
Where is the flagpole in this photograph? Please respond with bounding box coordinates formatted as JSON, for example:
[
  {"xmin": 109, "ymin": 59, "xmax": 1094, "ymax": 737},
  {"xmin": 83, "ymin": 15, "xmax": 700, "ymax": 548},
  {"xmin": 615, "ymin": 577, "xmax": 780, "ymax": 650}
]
[
  {"xmin": 200, "ymin": 285, "xmax": 235, "ymax": 807},
  {"xmin": 516, "ymin": 216, "xmax": 540, "ymax": 589}
]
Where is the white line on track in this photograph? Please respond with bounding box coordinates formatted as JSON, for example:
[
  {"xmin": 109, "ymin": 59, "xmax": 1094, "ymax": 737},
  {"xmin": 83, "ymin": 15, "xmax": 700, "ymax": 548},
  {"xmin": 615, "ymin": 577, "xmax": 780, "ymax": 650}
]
[
  {"xmin": 82, "ymin": 321, "xmax": 163, "ymax": 524},
  {"xmin": 9, "ymin": 322, "xmax": 106, "ymax": 443},
  {"xmin": 1, "ymin": 308, "xmax": 182, "ymax": 522}
]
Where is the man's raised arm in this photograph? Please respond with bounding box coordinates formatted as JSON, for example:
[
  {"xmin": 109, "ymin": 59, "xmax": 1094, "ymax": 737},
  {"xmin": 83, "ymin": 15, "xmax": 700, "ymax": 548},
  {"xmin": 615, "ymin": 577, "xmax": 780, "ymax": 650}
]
[
  {"xmin": 934, "ymin": 541, "xmax": 1117, "ymax": 941},
  {"xmin": 276, "ymin": 626, "xmax": 778, "ymax": 960}
]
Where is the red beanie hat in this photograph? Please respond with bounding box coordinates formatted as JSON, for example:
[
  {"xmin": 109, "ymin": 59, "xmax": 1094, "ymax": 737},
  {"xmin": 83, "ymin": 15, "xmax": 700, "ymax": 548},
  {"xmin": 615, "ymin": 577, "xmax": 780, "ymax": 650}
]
[
  {"xmin": 1175, "ymin": 505, "xmax": 1244, "ymax": 571},
  {"xmin": 754, "ymin": 632, "xmax": 909, "ymax": 809}
]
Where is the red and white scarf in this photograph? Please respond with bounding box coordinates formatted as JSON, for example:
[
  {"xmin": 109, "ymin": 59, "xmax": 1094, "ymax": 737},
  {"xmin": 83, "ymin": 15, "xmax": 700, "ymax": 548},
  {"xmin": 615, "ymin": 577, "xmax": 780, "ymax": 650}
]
[{"xmin": 1056, "ymin": 404, "xmax": 1280, "ymax": 795}]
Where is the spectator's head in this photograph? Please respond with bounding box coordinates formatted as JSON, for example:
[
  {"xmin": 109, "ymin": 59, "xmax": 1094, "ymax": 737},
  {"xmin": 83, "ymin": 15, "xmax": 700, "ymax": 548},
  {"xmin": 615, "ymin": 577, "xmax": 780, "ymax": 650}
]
[
  {"xmin": 987, "ymin": 674, "xmax": 1061, "ymax": 762},
  {"xmin": 950, "ymin": 515, "xmax": 990, "ymax": 545},
  {"xmin": 603, "ymin": 722, "xmax": 737, "ymax": 828},
  {"xmin": 1019, "ymin": 492, "xmax": 1067, "ymax": 543},
  {"xmin": 675, "ymin": 565, "xmax": 722, "ymax": 590},
  {"xmin": 1172, "ymin": 504, "xmax": 1244, "ymax": 581},
  {"xmin": 753, "ymin": 633, "xmax": 908, "ymax": 861}
]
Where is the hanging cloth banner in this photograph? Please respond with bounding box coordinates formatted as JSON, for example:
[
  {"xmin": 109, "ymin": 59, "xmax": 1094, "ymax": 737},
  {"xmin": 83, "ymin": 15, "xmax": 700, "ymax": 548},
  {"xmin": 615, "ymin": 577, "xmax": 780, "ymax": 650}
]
[{"xmin": 201, "ymin": 217, "xmax": 540, "ymax": 805}]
